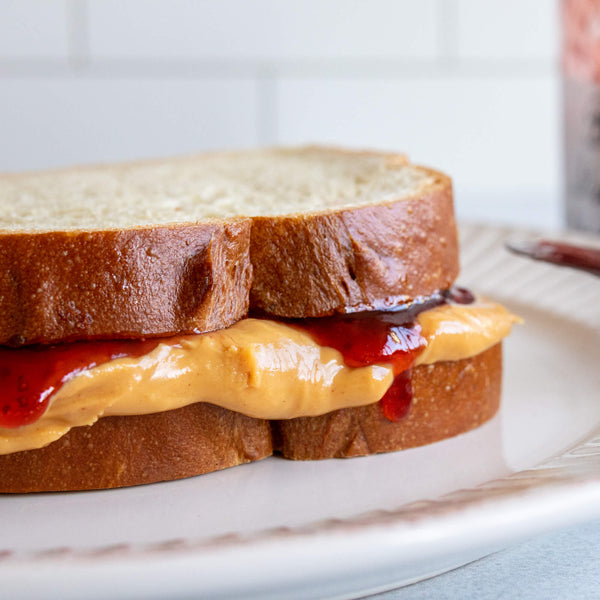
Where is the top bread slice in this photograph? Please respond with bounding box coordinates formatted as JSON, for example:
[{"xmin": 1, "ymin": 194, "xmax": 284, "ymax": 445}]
[{"xmin": 0, "ymin": 147, "xmax": 458, "ymax": 345}]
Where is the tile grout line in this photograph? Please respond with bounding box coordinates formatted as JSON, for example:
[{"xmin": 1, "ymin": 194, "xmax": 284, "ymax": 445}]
[
  {"xmin": 66, "ymin": 0, "xmax": 90, "ymax": 70},
  {"xmin": 0, "ymin": 59, "xmax": 555, "ymax": 80},
  {"xmin": 436, "ymin": 0, "xmax": 460, "ymax": 67}
]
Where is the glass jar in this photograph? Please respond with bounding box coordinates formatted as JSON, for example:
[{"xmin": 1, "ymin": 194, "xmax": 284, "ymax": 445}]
[{"xmin": 563, "ymin": 0, "xmax": 600, "ymax": 232}]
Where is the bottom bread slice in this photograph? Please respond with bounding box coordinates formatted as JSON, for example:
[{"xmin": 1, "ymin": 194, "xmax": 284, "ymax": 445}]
[
  {"xmin": 273, "ymin": 343, "xmax": 502, "ymax": 459},
  {"xmin": 0, "ymin": 344, "xmax": 501, "ymax": 492},
  {"xmin": 0, "ymin": 403, "xmax": 272, "ymax": 493}
]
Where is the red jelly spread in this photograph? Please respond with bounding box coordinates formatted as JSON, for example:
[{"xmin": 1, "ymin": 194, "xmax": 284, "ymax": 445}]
[
  {"xmin": 0, "ymin": 338, "xmax": 161, "ymax": 429},
  {"xmin": 294, "ymin": 311, "xmax": 426, "ymax": 422},
  {"xmin": 293, "ymin": 287, "xmax": 474, "ymax": 422},
  {"xmin": 0, "ymin": 287, "xmax": 475, "ymax": 429}
]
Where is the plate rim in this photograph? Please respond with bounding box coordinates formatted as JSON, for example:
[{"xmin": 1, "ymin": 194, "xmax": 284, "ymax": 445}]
[{"xmin": 1, "ymin": 223, "xmax": 600, "ymax": 590}]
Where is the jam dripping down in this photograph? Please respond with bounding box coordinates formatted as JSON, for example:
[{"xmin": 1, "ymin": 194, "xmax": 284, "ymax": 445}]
[
  {"xmin": 292, "ymin": 311, "xmax": 425, "ymax": 422},
  {"xmin": 0, "ymin": 338, "xmax": 161, "ymax": 429},
  {"xmin": 293, "ymin": 286, "xmax": 475, "ymax": 422}
]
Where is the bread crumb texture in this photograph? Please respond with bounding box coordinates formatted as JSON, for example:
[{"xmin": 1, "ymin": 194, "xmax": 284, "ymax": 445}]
[{"xmin": 0, "ymin": 148, "xmax": 436, "ymax": 231}]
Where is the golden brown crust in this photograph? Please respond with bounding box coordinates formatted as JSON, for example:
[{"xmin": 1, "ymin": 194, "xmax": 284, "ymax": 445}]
[
  {"xmin": 250, "ymin": 168, "xmax": 458, "ymax": 317},
  {"xmin": 0, "ymin": 403, "xmax": 272, "ymax": 493},
  {"xmin": 0, "ymin": 154, "xmax": 458, "ymax": 344},
  {"xmin": 272, "ymin": 344, "xmax": 502, "ymax": 459},
  {"xmin": 0, "ymin": 221, "xmax": 253, "ymax": 345}
]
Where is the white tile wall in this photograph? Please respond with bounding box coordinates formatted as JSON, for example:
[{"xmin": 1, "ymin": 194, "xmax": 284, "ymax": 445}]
[
  {"xmin": 0, "ymin": 79, "xmax": 259, "ymax": 170},
  {"xmin": 457, "ymin": 0, "xmax": 559, "ymax": 60},
  {"xmin": 275, "ymin": 75, "xmax": 560, "ymax": 225},
  {"xmin": 87, "ymin": 0, "xmax": 439, "ymax": 60},
  {"xmin": 0, "ymin": 0, "xmax": 69, "ymax": 59},
  {"xmin": 0, "ymin": 0, "xmax": 562, "ymax": 227},
  {"xmin": 276, "ymin": 76, "xmax": 559, "ymax": 190}
]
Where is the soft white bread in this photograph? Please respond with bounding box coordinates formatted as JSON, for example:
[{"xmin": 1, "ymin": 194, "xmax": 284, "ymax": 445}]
[
  {"xmin": 0, "ymin": 148, "xmax": 412, "ymax": 230},
  {"xmin": 0, "ymin": 147, "xmax": 458, "ymax": 344}
]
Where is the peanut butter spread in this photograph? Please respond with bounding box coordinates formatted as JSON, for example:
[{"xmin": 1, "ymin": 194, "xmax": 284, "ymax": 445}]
[{"xmin": 0, "ymin": 300, "xmax": 518, "ymax": 454}]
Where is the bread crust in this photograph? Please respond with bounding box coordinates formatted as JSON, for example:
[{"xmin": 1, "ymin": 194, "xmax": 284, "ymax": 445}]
[
  {"xmin": 0, "ymin": 220, "xmax": 252, "ymax": 345},
  {"xmin": 273, "ymin": 344, "xmax": 502, "ymax": 459},
  {"xmin": 0, "ymin": 152, "xmax": 458, "ymax": 343},
  {"xmin": 0, "ymin": 403, "xmax": 272, "ymax": 493},
  {"xmin": 250, "ymin": 168, "xmax": 458, "ymax": 317}
]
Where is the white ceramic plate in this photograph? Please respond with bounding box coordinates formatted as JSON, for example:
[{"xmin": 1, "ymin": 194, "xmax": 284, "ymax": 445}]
[{"xmin": 2, "ymin": 224, "xmax": 600, "ymax": 600}]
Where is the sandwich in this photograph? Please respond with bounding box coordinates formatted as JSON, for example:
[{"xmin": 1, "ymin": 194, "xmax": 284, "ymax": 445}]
[{"xmin": 0, "ymin": 147, "xmax": 518, "ymax": 492}]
